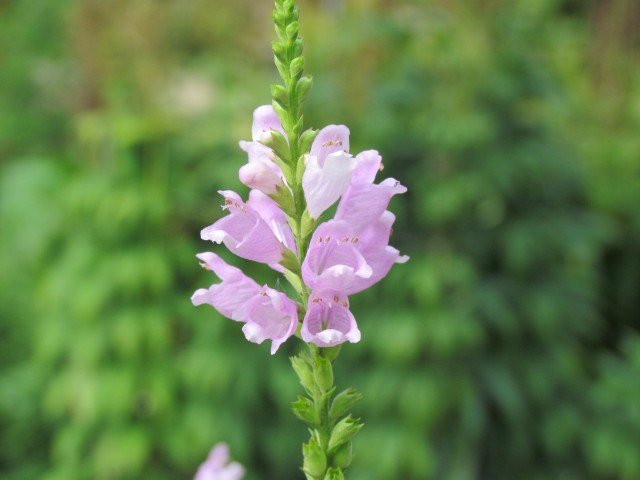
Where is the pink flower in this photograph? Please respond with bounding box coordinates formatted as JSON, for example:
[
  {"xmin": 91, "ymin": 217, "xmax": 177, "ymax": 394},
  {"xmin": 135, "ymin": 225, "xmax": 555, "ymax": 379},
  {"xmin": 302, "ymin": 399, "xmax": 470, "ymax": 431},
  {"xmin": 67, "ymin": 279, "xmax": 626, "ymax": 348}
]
[
  {"xmin": 238, "ymin": 105, "xmax": 286, "ymax": 195},
  {"xmin": 335, "ymin": 150, "xmax": 407, "ymax": 232},
  {"xmin": 250, "ymin": 104, "xmax": 285, "ymax": 141},
  {"xmin": 191, "ymin": 252, "xmax": 298, "ymax": 354},
  {"xmin": 301, "ymin": 292, "xmax": 361, "ymax": 347},
  {"xmin": 238, "ymin": 148, "xmax": 284, "ymax": 195},
  {"xmin": 200, "ymin": 191, "xmax": 290, "ymax": 265},
  {"xmin": 194, "ymin": 443, "xmax": 245, "ymax": 480},
  {"xmin": 301, "ymin": 212, "xmax": 408, "ymax": 296},
  {"xmin": 302, "ymin": 125, "xmax": 356, "ymax": 219}
]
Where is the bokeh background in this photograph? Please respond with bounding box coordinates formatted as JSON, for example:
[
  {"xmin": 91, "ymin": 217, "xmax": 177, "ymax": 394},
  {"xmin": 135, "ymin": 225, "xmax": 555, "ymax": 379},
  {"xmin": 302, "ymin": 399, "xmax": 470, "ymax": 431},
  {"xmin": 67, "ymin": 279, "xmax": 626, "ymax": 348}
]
[{"xmin": 1, "ymin": 0, "xmax": 640, "ymax": 479}]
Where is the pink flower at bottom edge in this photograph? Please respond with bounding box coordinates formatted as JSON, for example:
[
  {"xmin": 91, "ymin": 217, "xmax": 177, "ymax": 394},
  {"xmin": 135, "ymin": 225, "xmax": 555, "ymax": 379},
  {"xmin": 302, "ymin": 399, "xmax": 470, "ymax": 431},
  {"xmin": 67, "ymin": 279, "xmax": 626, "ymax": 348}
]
[{"xmin": 194, "ymin": 443, "xmax": 245, "ymax": 480}]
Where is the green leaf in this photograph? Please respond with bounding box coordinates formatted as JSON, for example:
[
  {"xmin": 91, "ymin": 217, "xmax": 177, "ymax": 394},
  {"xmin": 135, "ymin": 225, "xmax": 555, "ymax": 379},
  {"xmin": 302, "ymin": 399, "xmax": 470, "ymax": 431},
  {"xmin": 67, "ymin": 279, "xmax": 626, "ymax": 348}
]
[{"xmin": 279, "ymin": 248, "xmax": 300, "ymax": 274}]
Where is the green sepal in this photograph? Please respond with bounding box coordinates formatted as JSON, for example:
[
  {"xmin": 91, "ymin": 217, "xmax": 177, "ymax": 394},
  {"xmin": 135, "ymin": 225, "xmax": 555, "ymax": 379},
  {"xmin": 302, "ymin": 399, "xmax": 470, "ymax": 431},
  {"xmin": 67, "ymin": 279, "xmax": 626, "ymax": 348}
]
[
  {"xmin": 272, "ymin": 41, "xmax": 287, "ymax": 62},
  {"xmin": 280, "ymin": 248, "xmax": 300, "ymax": 274},
  {"xmin": 323, "ymin": 468, "xmax": 345, "ymax": 480},
  {"xmin": 296, "ymin": 152, "xmax": 307, "ymax": 186},
  {"xmin": 322, "ymin": 345, "xmax": 342, "ymax": 362},
  {"xmin": 274, "ymin": 58, "xmax": 290, "ymax": 83},
  {"xmin": 286, "ymin": 21, "xmax": 299, "ymax": 39},
  {"xmin": 290, "ymin": 56, "xmax": 305, "ymax": 78},
  {"xmin": 299, "ymin": 127, "xmax": 318, "ymax": 155},
  {"xmin": 292, "ymin": 38, "xmax": 304, "ymax": 58},
  {"xmin": 269, "ymin": 185, "xmax": 295, "ymax": 217},
  {"xmin": 293, "ymin": 115, "xmax": 304, "ymax": 136},
  {"xmin": 271, "ymin": 156, "xmax": 294, "ymax": 188},
  {"xmin": 329, "ymin": 388, "xmax": 363, "ymax": 423},
  {"xmin": 313, "ymin": 355, "xmax": 334, "ymax": 393},
  {"xmin": 291, "ymin": 354, "xmax": 315, "ymax": 394},
  {"xmin": 303, "ymin": 436, "xmax": 327, "ymax": 478},
  {"xmin": 332, "ymin": 441, "xmax": 353, "ymax": 470},
  {"xmin": 296, "ymin": 75, "xmax": 313, "ymax": 103},
  {"xmin": 301, "ymin": 209, "xmax": 318, "ymax": 240},
  {"xmin": 318, "ymin": 387, "xmax": 337, "ymax": 413},
  {"xmin": 292, "ymin": 396, "xmax": 320, "ymax": 426},
  {"xmin": 272, "ymin": 99, "xmax": 289, "ymax": 130},
  {"xmin": 275, "ymin": 25, "xmax": 287, "ymax": 42},
  {"xmin": 262, "ymin": 127, "xmax": 291, "ymax": 163},
  {"xmin": 287, "ymin": 215, "xmax": 300, "ymax": 237},
  {"xmin": 271, "ymin": 84, "xmax": 289, "ymax": 108},
  {"xmin": 284, "ymin": 269, "xmax": 305, "ymax": 297},
  {"xmin": 328, "ymin": 416, "xmax": 363, "ymax": 453},
  {"xmin": 272, "ymin": 10, "xmax": 285, "ymax": 26}
]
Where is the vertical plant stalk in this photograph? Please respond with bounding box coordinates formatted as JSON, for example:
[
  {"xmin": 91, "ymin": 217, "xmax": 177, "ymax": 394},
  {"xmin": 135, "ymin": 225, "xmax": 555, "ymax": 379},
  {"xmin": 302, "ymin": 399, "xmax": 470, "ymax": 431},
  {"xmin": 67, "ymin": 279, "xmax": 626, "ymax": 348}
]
[{"xmin": 269, "ymin": 1, "xmax": 364, "ymax": 478}]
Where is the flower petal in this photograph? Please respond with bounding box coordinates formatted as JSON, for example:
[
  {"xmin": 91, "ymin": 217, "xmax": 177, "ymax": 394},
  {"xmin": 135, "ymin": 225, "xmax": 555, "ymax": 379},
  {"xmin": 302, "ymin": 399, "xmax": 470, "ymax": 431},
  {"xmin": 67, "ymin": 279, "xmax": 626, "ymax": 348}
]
[
  {"xmin": 351, "ymin": 149, "xmax": 383, "ymax": 185},
  {"xmin": 310, "ymin": 125, "xmax": 350, "ymax": 165},
  {"xmin": 194, "ymin": 442, "xmax": 245, "ymax": 480},
  {"xmin": 200, "ymin": 191, "xmax": 285, "ymax": 264},
  {"xmin": 301, "ymin": 293, "xmax": 361, "ymax": 347},
  {"xmin": 190, "ymin": 253, "xmax": 260, "ymax": 320},
  {"xmin": 238, "ymin": 162, "xmax": 283, "ymax": 195},
  {"xmin": 242, "ymin": 287, "xmax": 298, "ymax": 354},
  {"xmin": 335, "ymin": 177, "xmax": 407, "ymax": 232},
  {"xmin": 303, "ymin": 151, "xmax": 356, "ymax": 219},
  {"xmin": 251, "ymin": 105, "xmax": 284, "ymax": 141}
]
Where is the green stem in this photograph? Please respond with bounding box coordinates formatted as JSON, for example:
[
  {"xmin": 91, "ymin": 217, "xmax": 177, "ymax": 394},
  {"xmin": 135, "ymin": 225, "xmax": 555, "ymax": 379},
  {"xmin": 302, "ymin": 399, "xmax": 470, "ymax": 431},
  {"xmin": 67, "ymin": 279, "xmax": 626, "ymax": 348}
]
[{"xmin": 270, "ymin": 2, "xmax": 362, "ymax": 478}]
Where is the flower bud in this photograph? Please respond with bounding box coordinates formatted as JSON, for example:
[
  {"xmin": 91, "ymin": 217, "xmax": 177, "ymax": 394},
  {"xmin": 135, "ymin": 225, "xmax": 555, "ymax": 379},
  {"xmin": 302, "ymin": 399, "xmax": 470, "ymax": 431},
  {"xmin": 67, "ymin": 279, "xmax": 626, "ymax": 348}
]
[
  {"xmin": 329, "ymin": 388, "xmax": 362, "ymax": 422},
  {"xmin": 292, "ymin": 396, "xmax": 320, "ymax": 426},
  {"xmin": 313, "ymin": 355, "xmax": 333, "ymax": 393},
  {"xmin": 328, "ymin": 416, "xmax": 363, "ymax": 453},
  {"xmin": 332, "ymin": 441, "xmax": 353, "ymax": 470},
  {"xmin": 239, "ymin": 162, "xmax": 283, "ymax": 195},
  {"xmin": 303, "ymin": 437, "xmax": 327, "ymax": 478},
  {"xmin": 291, "ymin": 355, "xmax": 315, "ymax": 394},
  {"xmin": 323, "ymin": 467, "xmax": 345, "ymax": 480}
]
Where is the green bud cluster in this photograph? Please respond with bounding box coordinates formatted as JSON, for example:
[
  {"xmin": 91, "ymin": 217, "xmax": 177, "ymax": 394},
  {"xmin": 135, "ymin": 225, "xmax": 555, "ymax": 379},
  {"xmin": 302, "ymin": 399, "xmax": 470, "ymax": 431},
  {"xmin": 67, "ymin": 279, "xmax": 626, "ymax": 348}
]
[
  {"xmin": 269, "ymin": 0, "xmax": 320, "ymax": 279},
  {"xmin": 291, "ymin": 346, "xmax": 364, "ymax": 479}
]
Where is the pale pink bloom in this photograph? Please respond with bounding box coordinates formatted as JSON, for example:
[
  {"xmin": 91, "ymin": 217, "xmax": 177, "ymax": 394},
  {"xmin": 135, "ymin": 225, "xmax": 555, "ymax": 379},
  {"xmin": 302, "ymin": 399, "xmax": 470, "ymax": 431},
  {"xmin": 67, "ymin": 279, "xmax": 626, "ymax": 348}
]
[
  {"xmin": 302, "ymin": 125, "xmax": 355, "ymax": 219},
  {"xmin": 191, "ymin": 252, "xmax": 298, "ymax": 354},
  {"xmin": 238, "ymin": 147, "xmax": 284, "ymax": 194},
  {"xmin": 200, "ymin": 191, "xmax": 288, "ymax": 265},
  {"xmin": 335, "ymin": 150, "xmax": 407, "ymax": 232},
  {"xmin": 301, "ymin": 213, "xmax": 408, "ymax": 296},
  {"xmin": 301, "ymin": 292, "xmax": 361, "ymax": 347},
  {"xmin": 251, "ymin": 104, "xmax": 284, "ymax": 141},
  {"xmin": 238, "ymin": 105, "xmax": 286, "ymax": 195},
  {"xmin": 194, "ymin": 443, "xmax": 245, "ymax": 480}
]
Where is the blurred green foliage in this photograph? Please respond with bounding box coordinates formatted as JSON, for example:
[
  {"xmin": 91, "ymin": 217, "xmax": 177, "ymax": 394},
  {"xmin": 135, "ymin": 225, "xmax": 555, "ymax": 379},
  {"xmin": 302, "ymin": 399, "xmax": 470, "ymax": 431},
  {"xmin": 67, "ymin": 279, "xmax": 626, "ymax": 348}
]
[{"xmin": 1, "ymin": 0, "xmax": 639, "ymax": 479}]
